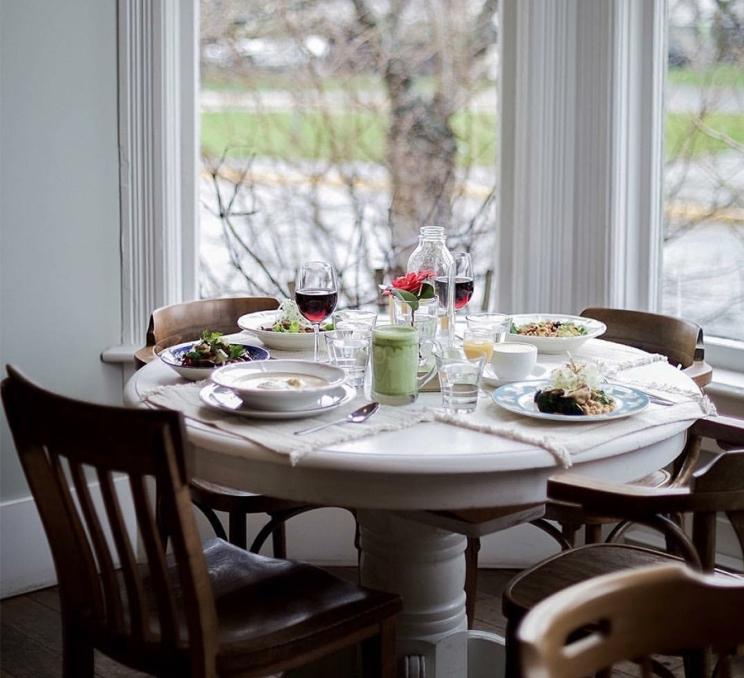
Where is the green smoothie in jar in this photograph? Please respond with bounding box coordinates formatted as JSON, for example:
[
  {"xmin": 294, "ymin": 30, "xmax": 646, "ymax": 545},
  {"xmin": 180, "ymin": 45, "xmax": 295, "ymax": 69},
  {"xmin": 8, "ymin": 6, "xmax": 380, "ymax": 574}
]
[{"xmin": 371, "ymin": 325, "xmax": 421, "ymax": 405}]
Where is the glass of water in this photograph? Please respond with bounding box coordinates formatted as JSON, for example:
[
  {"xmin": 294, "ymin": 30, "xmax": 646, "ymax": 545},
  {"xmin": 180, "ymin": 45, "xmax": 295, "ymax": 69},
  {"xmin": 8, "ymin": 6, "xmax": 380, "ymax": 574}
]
[
  {"xmin": 436, "ymin": 348, "xmax": 484, "ymax": 413},
  {"xmin": 334, "ymin": 309, "xmax": 377, "ymax": 334},
  {"xmin": 324, "ymin": 329, "xmax": 370, "ymax": 388},
  {"xmin": 465, "ymin": 312, "xmax": 511, "ymax": 343}
]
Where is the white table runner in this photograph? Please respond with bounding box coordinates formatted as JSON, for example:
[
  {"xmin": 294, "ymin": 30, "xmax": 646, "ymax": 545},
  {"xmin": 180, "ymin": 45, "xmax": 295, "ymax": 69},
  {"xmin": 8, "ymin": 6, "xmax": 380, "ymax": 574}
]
[{"xmin": 144, "ymin": 339, "xmax": 714, "ymax": 468}]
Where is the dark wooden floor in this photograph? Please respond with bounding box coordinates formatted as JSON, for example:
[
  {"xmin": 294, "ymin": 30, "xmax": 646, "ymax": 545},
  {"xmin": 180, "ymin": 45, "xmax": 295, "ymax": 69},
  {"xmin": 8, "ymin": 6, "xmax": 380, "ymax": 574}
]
[{"xmin": 0, "ymin": 566, "xmax": 728, "ymax": 677}]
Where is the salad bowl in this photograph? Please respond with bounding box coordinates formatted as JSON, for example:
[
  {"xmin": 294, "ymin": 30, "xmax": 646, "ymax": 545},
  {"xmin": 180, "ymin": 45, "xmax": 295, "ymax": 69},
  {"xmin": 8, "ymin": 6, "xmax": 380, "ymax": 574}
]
[
  {"xmin": 238, "ymin": 301, "xmax": 333, "ymax": 351},
  {"xmin": 158, "ymin": 338, "xmax": 270, "ymax": 381},
  {"xmin": 210, "ymin": 359, "xmax": 346, "ymax": 411},
  {"xmin": 508, "ymin": 313, "xmax": 606, "ymax": 354}
]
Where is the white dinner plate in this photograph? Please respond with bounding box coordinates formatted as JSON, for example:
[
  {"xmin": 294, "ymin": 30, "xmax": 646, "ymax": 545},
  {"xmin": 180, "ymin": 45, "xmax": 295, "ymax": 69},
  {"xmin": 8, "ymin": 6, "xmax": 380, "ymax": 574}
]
[
  {"xmin": 199, "ymin": 382, "xmax": 356, "ymax": 419},
  {"xmin": 508, "ymin": 314, "xmax": 606, "ymax": 354},
  {"xmin": 237, "ymin": 310, "xmax": 325, "ymax": 351},
  {"xmin": 491, "ymin": 380, "xmax": 649, "ymax": 422}
]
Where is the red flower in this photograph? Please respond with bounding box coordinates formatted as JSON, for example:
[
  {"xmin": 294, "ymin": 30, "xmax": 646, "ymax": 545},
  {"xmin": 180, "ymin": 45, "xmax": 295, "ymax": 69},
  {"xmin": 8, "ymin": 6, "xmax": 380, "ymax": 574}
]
[{"xmin": 389, "ymin": 270, "xmax": 434, "ymax": 295}]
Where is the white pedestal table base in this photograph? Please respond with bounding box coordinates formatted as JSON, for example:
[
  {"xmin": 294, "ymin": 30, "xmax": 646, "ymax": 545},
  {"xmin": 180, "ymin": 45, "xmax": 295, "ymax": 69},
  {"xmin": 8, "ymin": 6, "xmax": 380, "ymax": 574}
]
[{"xmin": 357, "ymin": 511, "xmax": 506, "ymax": 678}]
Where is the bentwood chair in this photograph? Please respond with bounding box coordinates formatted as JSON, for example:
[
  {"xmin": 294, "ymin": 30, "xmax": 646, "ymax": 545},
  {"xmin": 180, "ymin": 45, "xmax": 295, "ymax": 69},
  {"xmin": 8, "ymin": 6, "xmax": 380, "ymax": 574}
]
[
  {"xmin": 462, "ymin": 308, "xmax": 714, "ymax": 627},
  {"xmin": 518, "ymin": 564, "xmax": 744, "ymax": 678},
  {"xmin": 539, "ymin": 308, "xmax": 714, "ymax": 548},
  {"xmin": 135, "ymin": 296, "xmax": 323, "ymax": 558},
  {"xmin": 502, "ymin": 416, "xmax": 744, "ymax": 677},
  {"xmin": 1, "ymin": 366, "xmax": 401, "ymax": 678}
]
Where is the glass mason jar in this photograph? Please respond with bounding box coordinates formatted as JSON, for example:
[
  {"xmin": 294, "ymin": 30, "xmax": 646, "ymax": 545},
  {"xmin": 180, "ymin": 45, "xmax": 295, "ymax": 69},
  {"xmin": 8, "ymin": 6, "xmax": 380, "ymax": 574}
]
[{"xmin": 406, "ymin": 225, "xmax": 456, "ymax": 344}]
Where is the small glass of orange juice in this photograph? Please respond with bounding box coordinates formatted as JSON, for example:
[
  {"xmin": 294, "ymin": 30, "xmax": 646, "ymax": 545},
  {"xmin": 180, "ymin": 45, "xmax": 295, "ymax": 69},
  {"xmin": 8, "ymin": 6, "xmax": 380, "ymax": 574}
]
[{"xmin": 463, "ymin": 328, "xmax": 494, "ymax": 362}]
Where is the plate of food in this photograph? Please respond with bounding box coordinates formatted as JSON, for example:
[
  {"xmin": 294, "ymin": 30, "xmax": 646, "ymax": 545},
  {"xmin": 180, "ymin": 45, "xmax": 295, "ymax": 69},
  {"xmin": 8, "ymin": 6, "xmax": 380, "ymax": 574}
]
[
  {"xmin": 158, "ymin": 330, "xmax": 270, "ymax": 381},
  {"xmin": 491, "ymin": 359, "xmax": 649, "ymax": 422},
  {"xmin": 508, "ymin": 314, "xmax": 606, "ymax": 353},
  {"xmin": 237, "ymin": 299, "xmax": 333, "ymax": 351},
  {"xmin": 210, "ymin": 359, "xmax": 346, "ymax": 410}
]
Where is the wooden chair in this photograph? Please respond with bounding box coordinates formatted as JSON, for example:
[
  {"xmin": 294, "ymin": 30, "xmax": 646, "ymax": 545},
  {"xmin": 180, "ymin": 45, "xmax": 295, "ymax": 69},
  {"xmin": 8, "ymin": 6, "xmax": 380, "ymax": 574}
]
[
  {"xmin": 518, "ymin": 563, "xmax": 744, "ymax": 678},
  {"xmin": 581, "ymin": 307, "xmax": 713, "ymax": 389},
  {"xmin": 462, "ymin": 308, "xmax": 714, "ymax": 627},
  {"xmin": 502, "ymin": 415, "xmax": 744, "ymax": 677},
  {"xmin": 135, "ymin": 296, "xmax": 323, "ymax": 558},
  {"xmin": 1, "ymin": 366, "xmax": 401, "ymax": 678}
]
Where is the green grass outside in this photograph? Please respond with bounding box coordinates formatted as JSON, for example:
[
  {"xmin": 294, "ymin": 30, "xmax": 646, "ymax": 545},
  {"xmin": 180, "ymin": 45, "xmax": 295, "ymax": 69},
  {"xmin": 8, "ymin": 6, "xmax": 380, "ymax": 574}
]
[
  {"xmin": 667, "ymin": 64, "xmax": 744, "ymax": 89},
  {"xmin": 204, "ymin": 66, "xmax": 743, "ymax": 93},
  {"xmin": 201, "ymin": 110, "xmax": 743, "ymax": 163},
  {"xmin": 666, "ymin": 112, "xmax": 744, "ymax": 158},
  {"xmin": 201, "ymin": 110, "xmax": 497, "ymax": 165}
]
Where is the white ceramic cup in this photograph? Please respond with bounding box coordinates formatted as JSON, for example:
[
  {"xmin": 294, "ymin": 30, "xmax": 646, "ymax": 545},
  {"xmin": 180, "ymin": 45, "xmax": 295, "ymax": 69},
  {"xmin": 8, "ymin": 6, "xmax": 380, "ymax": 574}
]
[{"xmin": 490, "ymin": 342, "xmax": 538, "ymax": 381}]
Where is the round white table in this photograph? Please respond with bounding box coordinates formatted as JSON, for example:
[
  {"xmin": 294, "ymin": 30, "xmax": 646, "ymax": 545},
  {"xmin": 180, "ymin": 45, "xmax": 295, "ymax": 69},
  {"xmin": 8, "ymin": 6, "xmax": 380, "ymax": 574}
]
[{"xmin": 125, "ymin": 347, "xmax": 696, "ymax": 678}]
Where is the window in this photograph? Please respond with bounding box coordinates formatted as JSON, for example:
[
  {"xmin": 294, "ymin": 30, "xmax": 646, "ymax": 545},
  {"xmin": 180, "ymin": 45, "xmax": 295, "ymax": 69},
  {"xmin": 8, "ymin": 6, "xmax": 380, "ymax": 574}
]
[
  {"xmin": 198, "ymin": 0, "xmax": 499, "ymax": 310},
  {"xmin": 662, "ymin": 0, "xmax": 744, "ymax": 344}
]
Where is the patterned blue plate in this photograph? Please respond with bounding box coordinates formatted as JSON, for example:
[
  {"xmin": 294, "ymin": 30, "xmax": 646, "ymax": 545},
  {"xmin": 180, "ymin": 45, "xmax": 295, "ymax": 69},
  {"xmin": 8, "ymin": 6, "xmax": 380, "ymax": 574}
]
[
  {"xmin": 159, "ymin": 341, "xmax": 270, "ymax": 381},
  {"xmin": 492, "ymin": 380, "xmax": 649, "ymax": 422}
]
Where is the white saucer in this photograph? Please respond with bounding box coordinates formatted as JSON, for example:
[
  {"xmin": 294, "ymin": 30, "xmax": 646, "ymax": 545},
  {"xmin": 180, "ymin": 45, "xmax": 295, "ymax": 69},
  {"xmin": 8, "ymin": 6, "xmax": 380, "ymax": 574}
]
[
  {"xmin": 199, "ymin": 382, "xmax": 356, "ymax": 419},
  {"xmin": 482, "ymin": 364, "xmax": 548, "ymax": 388}
]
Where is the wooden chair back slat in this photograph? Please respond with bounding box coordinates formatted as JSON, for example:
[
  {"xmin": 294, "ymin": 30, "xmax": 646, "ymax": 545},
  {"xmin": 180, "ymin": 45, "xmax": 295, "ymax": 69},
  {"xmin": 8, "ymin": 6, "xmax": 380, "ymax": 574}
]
[
  {"xmin": 1, "ymin": 366, "xmax": 219, "ymax": 675},
  {"xmin": 580, "ymin": 307, "xmax": 700, "ymax": 368},
  {"xmin": 46, "ymin": 449, "xmax": 104, "ymax": 620},
  {"xmin": 68, "ymin": 461, "xmax": 124, "ymax": 633},
  {"xmin": 98, "ymin": 468, "xmax": 149, "ymax": 644},
  {"xmin": 129, "ymin": 474, "xmax": 179, "ymax": 646},
  {"xmin": 518, "ymin": 564, "xmax": 744, "ymax": 678}
]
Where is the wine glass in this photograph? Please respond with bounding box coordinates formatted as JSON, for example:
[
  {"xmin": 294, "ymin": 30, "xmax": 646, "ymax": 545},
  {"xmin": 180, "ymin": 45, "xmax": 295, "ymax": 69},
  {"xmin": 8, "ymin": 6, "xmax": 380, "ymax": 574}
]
[
  {"xmin": 295, "ymin": 261, "xmax": 338, "ymax": 361},
  {"xmin": 453, "ymin": 252, "xmax": 474, "ymax": 311}
]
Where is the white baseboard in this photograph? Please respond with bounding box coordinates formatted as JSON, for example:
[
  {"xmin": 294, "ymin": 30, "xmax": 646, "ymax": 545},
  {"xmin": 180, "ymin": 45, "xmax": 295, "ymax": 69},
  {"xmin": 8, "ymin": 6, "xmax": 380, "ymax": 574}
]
[{"xmin": 0, "ymin": 476, "xmax": 136, "ymax": 599}]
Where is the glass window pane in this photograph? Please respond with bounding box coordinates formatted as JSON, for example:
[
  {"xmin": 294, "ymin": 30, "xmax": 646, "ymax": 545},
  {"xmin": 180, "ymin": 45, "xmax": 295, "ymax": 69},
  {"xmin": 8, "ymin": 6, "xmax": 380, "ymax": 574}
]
[
  {"xmin": 199, "ymin": 0, "xmax": 499, "ymax": 309},
  {"xmin": 663, "ymin": 0, "xmax": 744, "ymax": 340}
]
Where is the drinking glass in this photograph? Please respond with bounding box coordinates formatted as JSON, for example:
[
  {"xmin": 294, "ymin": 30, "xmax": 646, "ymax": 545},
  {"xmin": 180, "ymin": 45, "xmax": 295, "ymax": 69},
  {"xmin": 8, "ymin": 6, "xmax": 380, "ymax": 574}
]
[
  {"xmin": 295, "ymin": 261, "xmax": 338, "ymax": 361},
  {"xmin": 451, "ymin": 252, "xmax": 474, "ymax": 311},
  {"xmin": 334, "ymin": 309, "xmax": 377, "ymax": 335},
  {"xmin": 463, "ymin": 328, "xmax": 494, "ymax": 363},
  {"xmin": 466, "ymin": 312, "xmax": 511, "ymax": 343},
  {"xmin": 436, "ymin": 352, "xmax": 484, "ymax": 414},
  {"xmin": 369, "ymin": 326, "xmax": 437, "ymax": 405},
  {"xmin": 324, "ymin": 329, "xmax": 370, "ymax": 388}
]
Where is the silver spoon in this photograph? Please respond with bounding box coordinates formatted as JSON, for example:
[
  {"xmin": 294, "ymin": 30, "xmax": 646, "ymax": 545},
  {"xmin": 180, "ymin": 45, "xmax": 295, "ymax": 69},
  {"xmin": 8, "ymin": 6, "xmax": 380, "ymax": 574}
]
[{"xmin": 294, "ymin": 402, "xmax": 380, "ymax": 436}]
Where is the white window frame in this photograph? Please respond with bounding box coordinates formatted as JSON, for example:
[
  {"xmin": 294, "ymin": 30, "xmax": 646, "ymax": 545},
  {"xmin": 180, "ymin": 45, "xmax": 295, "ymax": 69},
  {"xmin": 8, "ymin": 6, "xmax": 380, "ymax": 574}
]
[
  {"xmin": 109, "ymin": 0, "xmax": 743, "ymax": 382},
  {"xmin": 102, "ymin": 0, "xmax": 198, "ymax": 364}
]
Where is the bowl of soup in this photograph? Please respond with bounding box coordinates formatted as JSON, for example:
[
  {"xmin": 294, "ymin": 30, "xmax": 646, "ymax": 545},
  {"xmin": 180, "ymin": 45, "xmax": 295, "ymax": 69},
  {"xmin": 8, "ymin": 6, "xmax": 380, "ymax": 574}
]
[{"xmin": 210, "ymin": 360, "xmax": 346, "ymax": 410}]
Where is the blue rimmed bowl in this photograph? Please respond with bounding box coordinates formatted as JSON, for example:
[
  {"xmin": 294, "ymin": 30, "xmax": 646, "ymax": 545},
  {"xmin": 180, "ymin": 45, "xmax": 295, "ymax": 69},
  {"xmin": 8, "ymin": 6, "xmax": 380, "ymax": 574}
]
[{"xmin": 158, "ymin": 340, "xmax": 270, "ymax": 381}]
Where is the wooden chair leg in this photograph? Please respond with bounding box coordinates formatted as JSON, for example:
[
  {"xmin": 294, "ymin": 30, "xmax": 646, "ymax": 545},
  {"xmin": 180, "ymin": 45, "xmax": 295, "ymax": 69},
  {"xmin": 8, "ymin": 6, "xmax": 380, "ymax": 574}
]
[
  {"xmin": 228, "ymin": 511, "xmax": 247, "ymax": 550},
  {"xmin": 271, "ymin": 520, "xmax": 288, "ymax": 558},
  {"xmin": 505, "ymin": 617, "xmax": 521, "ymax": 678},
  {"xmin": 465, "ymin": 537, "xmax": 481, "ymax": 630},
  {"xmin": 62, "ymin": 622, "xmax": 94, "ymax": 678},
  {"xmin": 361, "ymin": 619, "xmax": 397, "ymax": 678},
  {"xmin": 561, "ymin": 521, "xmax": 579, "ymax": 548},
  {"xmin": 584, "ymin": 523, "xmax": 603, "ymax": 544}
]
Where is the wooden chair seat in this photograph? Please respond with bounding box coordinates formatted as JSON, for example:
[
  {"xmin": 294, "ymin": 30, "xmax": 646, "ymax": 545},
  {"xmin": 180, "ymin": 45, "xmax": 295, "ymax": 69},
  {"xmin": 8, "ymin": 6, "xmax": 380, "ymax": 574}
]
[
  {"xmin": 133, "ymin": 538, "xmax": 401, "ymax": 676},
  {"xmin": 503, "ymin": 543, "xmax": 685, "ymax": 625}
]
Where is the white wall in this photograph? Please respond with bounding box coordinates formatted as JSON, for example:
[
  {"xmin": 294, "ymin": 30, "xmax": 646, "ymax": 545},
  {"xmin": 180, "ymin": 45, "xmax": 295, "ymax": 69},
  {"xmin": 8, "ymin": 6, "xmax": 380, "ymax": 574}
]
[{"xmin": 0, "ymin": 0, "xmax": 123, "ymax": 593}]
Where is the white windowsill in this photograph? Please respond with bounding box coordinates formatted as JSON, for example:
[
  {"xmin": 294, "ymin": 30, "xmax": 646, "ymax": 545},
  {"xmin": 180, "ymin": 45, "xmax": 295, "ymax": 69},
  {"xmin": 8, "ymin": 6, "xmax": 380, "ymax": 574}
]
[{"xmin": 101, "ymin": 344, "xmax": 139, "ymax": 364}]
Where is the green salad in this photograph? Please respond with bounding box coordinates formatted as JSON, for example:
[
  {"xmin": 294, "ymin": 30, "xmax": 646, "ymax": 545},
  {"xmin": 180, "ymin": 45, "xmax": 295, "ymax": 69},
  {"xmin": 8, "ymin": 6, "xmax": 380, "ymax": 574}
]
[
  {"xmin": 263, "ymin": 299, "xmax": 333, "ymax": 333},
  {"xmin": 182, "ymin": 330, "xmax": 251, "ymax": 367}
]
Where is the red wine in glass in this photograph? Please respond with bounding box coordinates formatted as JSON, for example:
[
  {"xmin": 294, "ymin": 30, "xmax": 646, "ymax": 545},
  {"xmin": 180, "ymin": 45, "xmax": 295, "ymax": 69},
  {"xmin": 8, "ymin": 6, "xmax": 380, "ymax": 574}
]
[
  {"xmin": 295, "ymin": 288, "xmax": 338, "ymax": 324},
  {"xmin": 435, "ymin": 276, "xmax": 474, "ymax": 310},
  {"xmin": 295, "ymin": 261, "xmax": 338, "ymax": 361}
]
